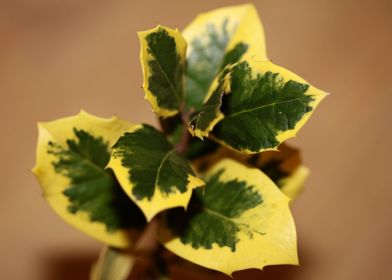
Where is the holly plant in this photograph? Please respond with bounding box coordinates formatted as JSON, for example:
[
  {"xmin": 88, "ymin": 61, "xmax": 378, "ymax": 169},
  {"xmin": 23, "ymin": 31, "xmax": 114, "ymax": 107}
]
[{"xmin": 33, "ymin": 4, "xmax": 326, "ymax": 279}]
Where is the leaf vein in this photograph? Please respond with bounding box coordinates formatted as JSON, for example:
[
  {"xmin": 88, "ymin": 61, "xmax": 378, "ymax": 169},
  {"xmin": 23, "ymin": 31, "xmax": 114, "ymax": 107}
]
[
  {"xmin": 193, "ymin": 205, "xmax": 265, "ymax": 237},
  {"xmin": 154, "ymin": 149, "xmax": 175, "ymax": 191},
  {"xmin": 149, "ymin": 51, "xmax": 181, "ymax": 102},
  {"xmin": 225, "ymin": 96, "xmax": 309, "ymax": 119}
]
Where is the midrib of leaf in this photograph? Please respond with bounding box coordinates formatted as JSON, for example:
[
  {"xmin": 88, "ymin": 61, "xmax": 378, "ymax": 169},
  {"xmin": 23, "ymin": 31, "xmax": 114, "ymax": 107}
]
[
  {"xmin": 225, "ymin": 96, "xmax": 309, "ymax": 119},
  {"xmin": 66, "ymin": 145, "xmax": 110, "ymax": 179},
  {"xmin": 154, "ymin": 149, "xmax": 175, "ymax": 190},
  {"xmin": 191, "ymin": 204, "xmax": 265, "ymax": 237},
  {"xmin": 149, "ymin": 51, "xmax": 181, "ymax": 103}
]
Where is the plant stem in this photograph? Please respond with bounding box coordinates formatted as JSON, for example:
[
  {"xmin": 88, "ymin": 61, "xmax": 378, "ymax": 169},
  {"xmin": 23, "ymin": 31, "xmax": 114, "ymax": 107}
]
[
  {"xmin": 175, "ymin": 103, "xmax": 194, "ymax": 155},
  {"xmin": 126, "ymin": 218, "xmax": 168, "ymax": 279}
]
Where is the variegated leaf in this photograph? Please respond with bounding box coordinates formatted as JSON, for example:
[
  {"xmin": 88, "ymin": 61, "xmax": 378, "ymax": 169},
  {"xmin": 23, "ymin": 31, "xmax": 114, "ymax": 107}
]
[
  {"xmin": 32, "ymin": 111, "xmax": 145, "ymax": 248},
  {"xmin": 183, "ymin": 3, "xmax": 268, "ymax": 110},
  {"xmin": 159, "ymin": 159, "xmax": 297, "ymax": 276},
  {"xmin": 108, "ymin": 124, "xmax": 204, "ymax": 221},
  {"xmin": 138, "ymin": 25, "xmax": 187, "ymax": 118},
  {"xmin": 193, "ymin": 60, "xmax": 327, "ymax": 153}
]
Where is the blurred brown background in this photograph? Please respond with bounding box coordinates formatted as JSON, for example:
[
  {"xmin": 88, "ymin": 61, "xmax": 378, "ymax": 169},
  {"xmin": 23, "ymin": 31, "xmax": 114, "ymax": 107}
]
[{"xmin": 1, "ymin": 0, "xmax": 391, "ymax": 279}]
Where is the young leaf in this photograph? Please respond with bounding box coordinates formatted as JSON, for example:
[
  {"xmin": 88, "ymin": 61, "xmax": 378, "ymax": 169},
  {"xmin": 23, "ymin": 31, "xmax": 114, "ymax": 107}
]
[
  {"xmin": 108, "ymin": 124, "xmax": 204, "ymax": 221},
  {"xmin": 32, "ymin": 111, "xmax": 145, "ymax": 248},
  {"xmin": 193, "ymin": 60, "xmax": 327, "ymax": 153},
  {"xmin": 138, "ymin": 25, "xmax": 187, "ymax": 118},
  {"xmin": 159, "ymin": 159, "xmax": 298, "ymax": 276},
  {"xmin": 183, "ymin": 3, "xmax": 267, "ymax": 110},
  {"xmin": 188, "ymin": 68, "xmax": 231, "ymax": 139}
]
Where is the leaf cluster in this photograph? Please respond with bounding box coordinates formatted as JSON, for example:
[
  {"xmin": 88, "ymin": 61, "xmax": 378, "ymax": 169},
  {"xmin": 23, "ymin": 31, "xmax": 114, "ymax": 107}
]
[{"xmin": 33, "ymin": 4, "xmax": 326, "ymax": 279}]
